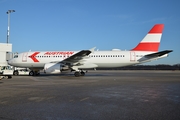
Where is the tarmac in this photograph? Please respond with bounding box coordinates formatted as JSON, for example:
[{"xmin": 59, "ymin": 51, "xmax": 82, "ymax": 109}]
[{"xmin": 0, "ymin": 70, "xmax": 180, "ymax": 120}]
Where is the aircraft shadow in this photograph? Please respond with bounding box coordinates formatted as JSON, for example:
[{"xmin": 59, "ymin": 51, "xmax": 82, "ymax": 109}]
[{"xmin": 30, "ymin": 73, "xmax": 111, "ymax": 78}]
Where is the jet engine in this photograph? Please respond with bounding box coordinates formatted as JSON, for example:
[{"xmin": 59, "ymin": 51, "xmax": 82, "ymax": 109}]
[{"xmin": 44, "ymin": 63, "xmax": 69, "ymax": 74}]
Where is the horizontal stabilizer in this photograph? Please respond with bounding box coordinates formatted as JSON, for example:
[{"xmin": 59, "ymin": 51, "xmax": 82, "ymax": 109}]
[{"xmin": 145, "ymin": 50, "xmax": 173, "ymax": 58}]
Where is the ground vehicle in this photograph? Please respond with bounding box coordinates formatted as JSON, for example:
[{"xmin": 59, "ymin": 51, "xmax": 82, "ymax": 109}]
[
  {"xmin": 0, "ymin": 66, "xmax": 13, "ymax": 80},
  {"xmin": 0, "ymin": 67, "xmax": 30, "ymax": 80},
  {"xmin": 13, "ymin": 68, "xmax": 30, "ymax": 75}
]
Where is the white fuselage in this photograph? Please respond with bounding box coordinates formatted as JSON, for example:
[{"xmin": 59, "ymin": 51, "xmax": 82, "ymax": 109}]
[
  {"xmin": 8, "ymin": 50, "xmax": 156, "ymax": 69},
  {"xmin": 7, "ymin": 24, "xmax": 172, "ymax": 76}
]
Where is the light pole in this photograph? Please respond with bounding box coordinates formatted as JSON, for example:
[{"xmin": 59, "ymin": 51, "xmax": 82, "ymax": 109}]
[{"xmin": 6, "ymin": 10, "xmax": 15, "ymax": 44}]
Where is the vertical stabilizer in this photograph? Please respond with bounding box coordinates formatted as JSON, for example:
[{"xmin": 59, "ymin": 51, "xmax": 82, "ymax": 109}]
[{"xmin": 132, "ymin": 24, "xmax": 164, "ymax": 52}]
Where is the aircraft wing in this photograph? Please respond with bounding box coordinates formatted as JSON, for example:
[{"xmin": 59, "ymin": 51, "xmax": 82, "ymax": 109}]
[
  {"xmin": 145, "ymin": 50, "xmax": 173, "ymax": 58},
  {"xmin": 61, "ymin": 50, "xmax": 91, "ymax": 64},
  {"xmin": 61, "ymin": 47, "xmax": 96, "ymax": 64},
  {"xmin": 49, "ymin": 47, "xmax": 95, "ymax": 65}
]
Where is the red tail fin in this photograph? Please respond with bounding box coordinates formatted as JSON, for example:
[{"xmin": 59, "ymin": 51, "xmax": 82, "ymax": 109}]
[{"xmin": 132, "ymin": 24, "xmax": 164, "ymax": 52}]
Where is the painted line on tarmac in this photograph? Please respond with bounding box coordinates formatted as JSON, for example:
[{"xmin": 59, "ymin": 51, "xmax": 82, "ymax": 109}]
[{"xmin": 80, "ymin": 97, "xmax": 89, "ymax": 101}]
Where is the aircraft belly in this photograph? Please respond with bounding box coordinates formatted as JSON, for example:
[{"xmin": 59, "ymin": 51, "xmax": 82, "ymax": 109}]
[
  {"xmin": 95, "ymin": 63, "xmax": 135, "ymax": 68},
  {"xmin": 14, "ymin": 63, "xmax": 45, "ymax": 68},
  {"xmin": 87, "ymin": 57, "xmax": 135, "ymax": 67}
]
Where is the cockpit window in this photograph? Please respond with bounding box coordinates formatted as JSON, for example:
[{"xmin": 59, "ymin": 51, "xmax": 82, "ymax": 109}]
[{"xmin": 14, "ymin": 55, "xmax": 18, "ymax": 58}]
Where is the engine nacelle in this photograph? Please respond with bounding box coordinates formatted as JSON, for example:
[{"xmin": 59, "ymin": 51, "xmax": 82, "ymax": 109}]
[{"xmin": 44, "ymin": 63, "xmax": 62, "ymax": 74}]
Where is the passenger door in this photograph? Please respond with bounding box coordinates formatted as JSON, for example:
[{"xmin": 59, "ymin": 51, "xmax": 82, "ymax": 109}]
[
  {"xmin": 22, "ymin": 52, "xmax": 28, "ymax": 62},
  {"xmin": 130, "ymin": 52, "xmax": 136, "ymax": 62}
]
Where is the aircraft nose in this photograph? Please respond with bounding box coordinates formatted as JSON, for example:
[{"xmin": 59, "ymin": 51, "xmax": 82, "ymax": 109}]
[{"xmin": 8, "ymin": 59, "xmax": 14, "ymax": 66}]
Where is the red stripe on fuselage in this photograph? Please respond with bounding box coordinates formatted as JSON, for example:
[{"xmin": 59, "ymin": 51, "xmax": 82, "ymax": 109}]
[
  {"xmin": 30, "ymin": 52, "xmax": 40, "ymax": 62},
  {"xmin": 132, "ymin": 42, "xmax": 160, "ymax": 51}
]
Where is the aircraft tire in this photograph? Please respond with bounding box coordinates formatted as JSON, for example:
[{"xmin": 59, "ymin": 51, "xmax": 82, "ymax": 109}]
[
  {"xmin": 74, "ymin": 72, "xmax": 80, "ymax": 77},
  {"xmin": 80, "ymin": 71, "xmax": 85, "ymax": 76}
]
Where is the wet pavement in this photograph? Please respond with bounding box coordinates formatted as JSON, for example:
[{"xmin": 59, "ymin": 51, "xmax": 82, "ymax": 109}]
[{"xmin": 0, "ymin": 70, "xmax": 180, "ymax": 120}]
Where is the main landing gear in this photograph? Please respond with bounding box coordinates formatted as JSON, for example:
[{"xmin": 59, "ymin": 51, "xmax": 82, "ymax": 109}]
[
  {"xmin": 74, "ymin": 71, "xmax": 85, "ymax": 77},
  {"xmin": 29, "ymin": 70, "xmax": 40, "ymax": 76}
]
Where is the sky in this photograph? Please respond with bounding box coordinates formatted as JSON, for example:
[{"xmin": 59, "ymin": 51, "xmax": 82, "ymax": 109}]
[{"xmin": 0, "ymin": 0, "xmax": 179, "ymax": 65}]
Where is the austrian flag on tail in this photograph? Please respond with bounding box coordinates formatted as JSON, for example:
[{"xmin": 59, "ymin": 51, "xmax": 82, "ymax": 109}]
[{"xmin": 132, "ymin": 24, "xmax": 164, "ymax": 52}]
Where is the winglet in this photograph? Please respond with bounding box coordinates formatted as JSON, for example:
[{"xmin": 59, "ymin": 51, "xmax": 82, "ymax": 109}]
[{"xmin": 89, "ymin": 47, "xmax": 96, "ymax": 53}]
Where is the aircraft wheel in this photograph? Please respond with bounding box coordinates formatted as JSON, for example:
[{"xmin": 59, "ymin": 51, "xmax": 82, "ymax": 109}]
[
  {"xmin": 35, "ymin": 71, "xmax": 40, "ymax": 76},
  {"xmin": 29, "ymin": 71, "xmax": 34, "ymax": 76},
  {"xmin": 74, "ymin": 72, "xmax": 80, "ymax": 77},
  {"xmin": 80, "ymin": 71, "xmax": 85, "ymax": 76}
]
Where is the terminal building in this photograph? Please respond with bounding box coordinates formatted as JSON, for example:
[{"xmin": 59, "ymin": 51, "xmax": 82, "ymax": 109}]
[{"xmin": 0, "ymin": 43, "xmax": 13, "ymax": 66}]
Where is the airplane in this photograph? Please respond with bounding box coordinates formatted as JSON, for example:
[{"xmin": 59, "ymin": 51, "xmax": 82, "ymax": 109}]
[{"xmin": 8, "ymin": 24, "xmax": 172, "ymax": 77}]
